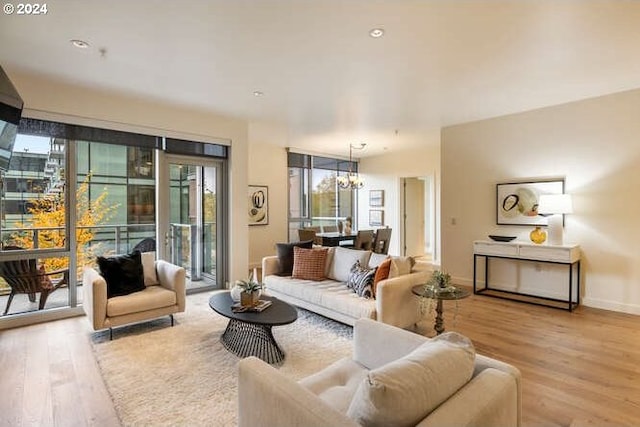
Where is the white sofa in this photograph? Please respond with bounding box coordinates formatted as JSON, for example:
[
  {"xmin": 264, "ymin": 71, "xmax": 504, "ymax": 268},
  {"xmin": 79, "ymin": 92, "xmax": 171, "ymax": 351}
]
[
  {"xmin": 238, "ymin": 318, "xmax": 522, "ymax": 427},
  {"xmin": 262, "ymin": 246, "xmax": 431, "ymax": 329}
]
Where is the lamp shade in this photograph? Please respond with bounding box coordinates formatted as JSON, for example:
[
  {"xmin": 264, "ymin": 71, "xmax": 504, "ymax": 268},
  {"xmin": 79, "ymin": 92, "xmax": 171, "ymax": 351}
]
[{"xmin": 538, "ymin": 194, "xmax": 573, "ymax": 215}]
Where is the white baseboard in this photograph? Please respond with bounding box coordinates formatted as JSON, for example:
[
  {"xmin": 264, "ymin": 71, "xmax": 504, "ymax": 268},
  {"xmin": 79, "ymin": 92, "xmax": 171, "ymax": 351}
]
[
  {"xmin": 454, "ymin": 276, "xmax": 640, "ymax": 315},
  {"xmin": 581, "ymin": 297, "xmax": 640, "ymax": 315}
]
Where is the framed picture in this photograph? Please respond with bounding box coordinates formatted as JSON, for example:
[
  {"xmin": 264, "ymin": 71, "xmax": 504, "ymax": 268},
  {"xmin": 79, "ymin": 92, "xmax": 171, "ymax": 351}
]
[
  {"xmin": 369, "ymin": 190, "xmax": 384, "ymax": 207},
  {"xmin": 496, "ymin": 179, "xmax": 564, "ymax": 225},
  {"xmin": 369, "ymin": 209, "xmax": 384, "ymax": 226},
  {"xmin": 248, "ymin": 185, "xmax": 268, "ymax": 226}
]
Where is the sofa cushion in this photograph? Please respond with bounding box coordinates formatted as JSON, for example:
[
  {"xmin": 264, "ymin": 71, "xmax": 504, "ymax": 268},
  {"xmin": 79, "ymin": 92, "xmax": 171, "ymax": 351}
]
[
  {"xmin": 106, "ymin": 285, "xmax": 177, "ymax": 317},
  {"xmin": 292, "ymin": 247, "xmax": 328, "ymax": 281},
  {"xmin": 98, "ymin": 251, "xmax": 146, "ymax": 298},
  {"xmin": 347, "ymin": 261, "xmax": 376, "ymax": 299},
  {"xmin": 276, "ymin": 240, "xmax": 314, "ymax": 276},
  {"xmin": 300, "ymin": 357, "xmax": 369, "ymax": 414},
  {"xmin": 346, "ymin": 332, "xmax": 475, "ymax": 427},
  {"xmin": 328, "ymin": 247, "xmax": 372, "ymax": 283},
  {"xmin": 265, "ymin": 275, "xmax": 377, "ymax": 320},
  {"xmin": 372, "ymin": 258, "xmax": 392, "ymax": 297},
  {"xmin": 140, "ymin": 251, "xmax": 160, "ymax": 286}
]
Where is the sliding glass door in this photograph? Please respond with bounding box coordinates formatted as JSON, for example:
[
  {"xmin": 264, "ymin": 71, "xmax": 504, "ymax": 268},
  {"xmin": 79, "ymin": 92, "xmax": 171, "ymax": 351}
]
[{"xmin": 163, "ymin": 156, "xmax": 223, "ymax": 291}]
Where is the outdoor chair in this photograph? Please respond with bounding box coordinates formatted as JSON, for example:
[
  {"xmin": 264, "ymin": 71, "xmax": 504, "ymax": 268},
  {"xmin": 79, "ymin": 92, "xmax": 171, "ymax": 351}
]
[
  {"xmin": 132, "ymin": 237, "xmax": 156, "ymax": 253},
  {"xmin": 0, "ymin": 246, "xmax": 69, "ymax": 315}
]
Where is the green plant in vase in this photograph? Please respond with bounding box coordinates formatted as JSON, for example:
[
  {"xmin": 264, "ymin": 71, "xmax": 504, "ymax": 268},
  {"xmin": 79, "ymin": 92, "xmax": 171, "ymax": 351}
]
[
  {"xmin": 419, "ymin": 270, "xmax": 455, "ymax": 315},
  {"xmin": 236, "ymin": 275, "xmax": 263, "ymax": 307}
]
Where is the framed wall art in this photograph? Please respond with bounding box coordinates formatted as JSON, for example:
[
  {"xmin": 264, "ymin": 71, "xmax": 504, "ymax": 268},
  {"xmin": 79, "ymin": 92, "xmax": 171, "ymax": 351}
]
[
  {"xmin": 496, "ymin": 179, "xmax": 564, "ymax": 226},
  {"xmin": 369, "ymin": 209, "xmax": 384, "ymax": 226},
  {"xmin": 248, "ymin": 185, "xmax": 269, "ymax": 226},
  {"xmin": 369, "ymin": 190, "xmax": 384, "ymax": 207}
]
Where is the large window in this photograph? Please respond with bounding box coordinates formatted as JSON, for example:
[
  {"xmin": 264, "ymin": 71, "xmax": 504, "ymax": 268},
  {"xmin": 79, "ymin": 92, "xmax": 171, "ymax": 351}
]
[
  {"xmin": 288, "ymin": 151, "xmax": 357, "ymax": 241},
  {"xmin": 0, "ymin": 118, "xmax": 229, "ymax": 322}
]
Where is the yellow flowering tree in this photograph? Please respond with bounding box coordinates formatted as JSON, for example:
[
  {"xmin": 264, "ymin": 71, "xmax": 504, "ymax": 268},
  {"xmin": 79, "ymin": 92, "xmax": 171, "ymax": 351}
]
[{"xmin": 9, "ymin": 175, "xmax": 119, "ymax": 275}]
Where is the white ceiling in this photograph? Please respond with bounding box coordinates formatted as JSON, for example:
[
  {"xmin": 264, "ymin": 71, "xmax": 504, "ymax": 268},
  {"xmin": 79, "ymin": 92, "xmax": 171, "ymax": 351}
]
[{"xmin": 1, "ymin": 0, "xmax": 640, "ymax": 157}]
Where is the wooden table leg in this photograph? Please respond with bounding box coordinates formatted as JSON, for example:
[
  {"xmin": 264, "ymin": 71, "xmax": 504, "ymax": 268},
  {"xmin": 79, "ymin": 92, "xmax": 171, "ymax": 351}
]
[{"xmin": 434, "ymin": 299, "xmax": 445, "ymax": 335}]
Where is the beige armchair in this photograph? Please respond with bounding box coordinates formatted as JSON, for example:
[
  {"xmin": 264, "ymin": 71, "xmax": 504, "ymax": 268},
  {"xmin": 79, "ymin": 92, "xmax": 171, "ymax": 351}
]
[
  {"xmin": 239, "ymin": 318, "xmax": 521, "ymax": 427},
  {"xmin": 83, "ymin": 259, "xmax": 186, "ymax": 339}
]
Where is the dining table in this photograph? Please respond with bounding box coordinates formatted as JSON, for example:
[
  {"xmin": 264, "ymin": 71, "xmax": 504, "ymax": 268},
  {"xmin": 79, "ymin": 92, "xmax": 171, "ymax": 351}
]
[{"xmin": 315, "ymin": 232, "xmax": 358, "ymax": 247}]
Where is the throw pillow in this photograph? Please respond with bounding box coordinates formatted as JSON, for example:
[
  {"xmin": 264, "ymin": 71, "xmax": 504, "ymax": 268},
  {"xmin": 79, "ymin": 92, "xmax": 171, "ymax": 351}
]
[
  {"xmin": 327, "ymin": 247, "xmax": 372, "ymax": 283},
  {"xmin": 346, "ymin": 332, "xmax": 476, "ymax": 427},
  {"xmin": 97, "ymin": 251, "xmax": 146, "ymax": 298},
  {"xmin": 368, "ymin": 252, "xmax": 389, "ymax": 269},
  {"xmin": 275, "ymin": 240, "xmax": 314, "ymax": 276},
  {"xmin": 347, "ymin": 260, "xmax": 376, "ymax": 299},
  {"xmin": 140, "ymin": 251, "xmax": 160, "ymax": 286},
  {"xmin": 372, "ymin": 257, "xmax": 392, "ymax": 297},
  {"xmin": 292, "ymin": 246, "xmax": 329, "ymax": 281},
  {"xmin": 388, "ymin": 256, "xmax": 416, "ymax": 278}
]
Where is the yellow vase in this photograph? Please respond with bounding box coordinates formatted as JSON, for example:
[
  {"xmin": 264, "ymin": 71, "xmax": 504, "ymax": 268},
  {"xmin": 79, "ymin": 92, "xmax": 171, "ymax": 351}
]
[{"xmin": 530, "ymin": 226, "xmax": 547, "ymax": 244}]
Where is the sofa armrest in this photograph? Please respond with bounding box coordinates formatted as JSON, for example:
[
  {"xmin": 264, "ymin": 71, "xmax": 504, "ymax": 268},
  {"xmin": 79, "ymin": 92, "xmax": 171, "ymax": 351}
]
[
  {"xmin": 262, "ymin": 255, "xmax": 281, "ymax": 280},
  {"xmin": 238, "ymin": 357, "xmax": 358, "ymax": 427},
  {"xmin": 375, "ymin": 270, "xmax": 430, "ymax": 329},
  {"xmin": 417, "ymin": 368, "xmax": 520, "ymax": 427},
  {"xmin": 156, "ymin": 260, "xmax": 186, "ymax": 312},
  {"xmin": 82, "ymin": 266, "xmax": 108, "ymax": 330},
  {"xmin": 474, "ymin": 354, "xmax": 522, "ymax": 425},
  {"xmin": 353, "ymin": 318, "xmax": 428, "ymax": 370}
]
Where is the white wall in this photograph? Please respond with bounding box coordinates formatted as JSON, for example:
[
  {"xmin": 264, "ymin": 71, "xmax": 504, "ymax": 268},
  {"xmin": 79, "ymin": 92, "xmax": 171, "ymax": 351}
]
[
  {"xmin": 10, "ymin": 70, "xmax": 250, "ymax": 282},
  {"xmin": 441, "ymin": 88, "xmax": 640, "ymax": 314},
  {"xmin": 247, "ymin": 122, "xmax": 289, "ymax": 269},
  {"xmin": 358, "ymin": 136, "xmax": 441, "ymax": 258}
]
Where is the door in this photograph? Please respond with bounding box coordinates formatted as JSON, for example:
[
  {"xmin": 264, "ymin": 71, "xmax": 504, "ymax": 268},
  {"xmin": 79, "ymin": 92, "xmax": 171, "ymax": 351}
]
[{"xmin": 161, "ymin": 156, "xmax": 223, "ymax": 291}]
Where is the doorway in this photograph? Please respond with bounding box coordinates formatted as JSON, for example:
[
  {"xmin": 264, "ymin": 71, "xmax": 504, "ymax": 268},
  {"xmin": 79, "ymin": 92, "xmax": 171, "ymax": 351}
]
[
  {"xmin": 401, "ymin": 176, "xmax": 434, "ymax": 259},
  {"xmin": 159, "ymin": 155, "xmax": 224, "ymax": 292}
]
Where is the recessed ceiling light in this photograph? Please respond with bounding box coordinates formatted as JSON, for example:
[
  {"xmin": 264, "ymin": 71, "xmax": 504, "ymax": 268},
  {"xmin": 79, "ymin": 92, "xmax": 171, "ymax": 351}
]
[
  {"xmin": 70, "ymin": 39, "xmax": 90, "ymax": 49},
  {"xmin": 253, "ymin": 90, "xmax": 264, "ymax": 97},
  {"xmin": 369, "ymin": 28, "xmax": 385, "ymax": 38}
]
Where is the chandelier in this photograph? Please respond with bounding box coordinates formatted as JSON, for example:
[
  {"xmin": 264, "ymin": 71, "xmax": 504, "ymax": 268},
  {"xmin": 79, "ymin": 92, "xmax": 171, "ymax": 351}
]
[{"xmin": 337, "ymin": 143, "xmax": 366, "ymax": 190}]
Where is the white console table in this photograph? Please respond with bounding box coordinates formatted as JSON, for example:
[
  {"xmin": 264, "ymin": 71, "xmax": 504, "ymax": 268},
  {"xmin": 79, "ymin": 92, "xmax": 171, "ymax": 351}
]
[{"xmin": 473, "ymin": 240, "xmax": 581, "ymax": 311}]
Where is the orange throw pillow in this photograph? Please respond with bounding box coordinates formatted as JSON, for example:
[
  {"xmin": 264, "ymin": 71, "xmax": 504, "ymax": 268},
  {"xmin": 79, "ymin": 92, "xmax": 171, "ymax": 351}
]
[
  {"xmin": 292, "ymin": 246, "xmax": 328, "ymax": 281},
  {"xmin": 372, "ymin": 258, "xmax": 392, "ymax": 297}
]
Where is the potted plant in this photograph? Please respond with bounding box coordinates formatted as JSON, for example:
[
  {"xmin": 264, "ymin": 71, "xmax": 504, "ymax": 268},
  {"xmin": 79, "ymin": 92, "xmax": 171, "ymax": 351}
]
[
  {"xmin": 419, "ymin": 270, "xmax": 454, "ymax": 315},
  {"xmin": 236, "ymin": 277, "xmax": 263, "ymax": 307}
]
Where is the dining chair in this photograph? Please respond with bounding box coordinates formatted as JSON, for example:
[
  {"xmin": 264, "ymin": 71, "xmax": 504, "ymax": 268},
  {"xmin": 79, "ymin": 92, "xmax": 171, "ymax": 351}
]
[
  {"xmin": 353, "ymin": 230, "xmax": 375, "ymax": 250},
  {"xmin": 298, "ymin": 229, "xmax": 317, "ymax": 243},
  {"xmin": 372, "ymin": 228, "xmax": 392, "ymax": 254}
]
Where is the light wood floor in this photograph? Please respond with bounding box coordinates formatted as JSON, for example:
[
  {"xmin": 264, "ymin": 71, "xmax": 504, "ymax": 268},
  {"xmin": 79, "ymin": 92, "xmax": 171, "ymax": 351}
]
[{"xmin": 1, "ymin": 291, "xmax": 638, "ymax": 427}]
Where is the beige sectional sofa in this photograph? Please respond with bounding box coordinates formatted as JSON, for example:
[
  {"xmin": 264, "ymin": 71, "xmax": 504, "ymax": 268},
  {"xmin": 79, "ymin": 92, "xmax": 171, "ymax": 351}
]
[
  {"xmin": 262, "ymin": 246, "xmax": 431, "ymax": 329},
  {"xmin": 238, "ymin": 317, "xmax": 522, "ymax": 427}
]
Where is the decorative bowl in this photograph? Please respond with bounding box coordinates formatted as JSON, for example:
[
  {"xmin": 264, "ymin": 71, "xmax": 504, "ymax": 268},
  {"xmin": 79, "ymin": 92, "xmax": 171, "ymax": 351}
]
[{"xmin": 488, "ymin": 235, "xmax": 517, "ymax": 242}]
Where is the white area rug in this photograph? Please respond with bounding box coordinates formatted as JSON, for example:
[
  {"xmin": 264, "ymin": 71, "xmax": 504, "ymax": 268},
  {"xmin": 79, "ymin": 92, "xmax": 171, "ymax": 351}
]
[{"xmin": 91, "ymin": 291, "xmax": 353, "ymax": 427}]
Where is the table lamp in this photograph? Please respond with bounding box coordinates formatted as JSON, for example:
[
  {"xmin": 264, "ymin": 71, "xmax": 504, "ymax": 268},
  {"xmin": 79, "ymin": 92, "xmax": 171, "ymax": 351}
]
[{"xmin": 537, "ymin": 194, "xmax": 573, "ymax": 245}]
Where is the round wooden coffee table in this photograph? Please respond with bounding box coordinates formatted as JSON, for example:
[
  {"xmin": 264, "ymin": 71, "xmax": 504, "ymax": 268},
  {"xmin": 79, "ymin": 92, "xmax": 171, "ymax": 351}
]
[{"xmin": 209, "ymin": 292, "xmax": 297, "ymax": 365}]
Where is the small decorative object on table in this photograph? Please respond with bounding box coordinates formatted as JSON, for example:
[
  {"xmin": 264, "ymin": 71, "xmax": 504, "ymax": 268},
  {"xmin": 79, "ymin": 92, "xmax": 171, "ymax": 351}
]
[
  {"xmin": 344, "ymin": 216, "xmax": 352, "ymax": 235},
  {"xmin": 529, "ymin": 226, "xmax": 547, "ymax": 244},
  {"xmin": 488, "ymin": 235, "xmax": 517, "ymax": 242},
  {"xmin": 232, "ymin": 299, "xmax": 273, "ymax": 313}
]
